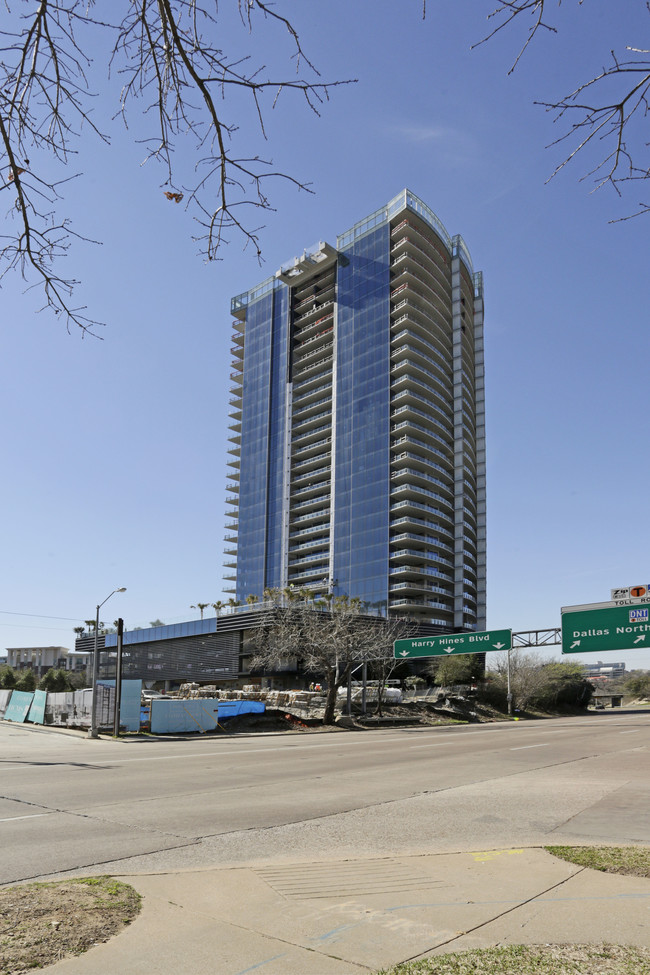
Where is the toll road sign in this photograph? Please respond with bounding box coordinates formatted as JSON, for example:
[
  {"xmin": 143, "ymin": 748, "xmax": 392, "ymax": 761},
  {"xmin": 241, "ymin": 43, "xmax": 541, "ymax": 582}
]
[
  {"xmin": 394, "ymin": 628, "xmax": 512, "ymax": 659},
  {"xmin": 561, "ymin": 604, "xmax": 650, "ymax": 654}
]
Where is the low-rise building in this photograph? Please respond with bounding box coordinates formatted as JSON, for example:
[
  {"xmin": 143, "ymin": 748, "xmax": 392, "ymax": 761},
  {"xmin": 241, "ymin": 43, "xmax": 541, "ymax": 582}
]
[
  {"xmin": 583, "ymin": 660, "xmax": 626, "ymax": 680},
  {"xmin": 4, "ymin": 646, "xmax": 90, "ymax": 677}
]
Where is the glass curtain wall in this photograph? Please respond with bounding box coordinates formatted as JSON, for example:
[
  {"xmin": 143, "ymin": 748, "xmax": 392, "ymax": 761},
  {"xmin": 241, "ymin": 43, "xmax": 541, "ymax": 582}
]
[
  {"xmin": 236, "ymin": 284, "xmax": 289, "ymax": 601},
  {"xmin": 333, "ymin": 225, "xmax": 391, "ymax": 613},
  {"xmin": 236, "ymin": 291, "xmax": 273, "ymax": 600},
  {"xmin": 265, "ymin": 284, "xmax": 289, "ymax": 592}
]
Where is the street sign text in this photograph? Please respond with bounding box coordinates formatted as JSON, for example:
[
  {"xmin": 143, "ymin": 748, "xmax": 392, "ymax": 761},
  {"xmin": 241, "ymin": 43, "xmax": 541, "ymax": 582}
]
[{"xmin": 394, "ymin": 628, "xmax": 512, "ymax": 659}]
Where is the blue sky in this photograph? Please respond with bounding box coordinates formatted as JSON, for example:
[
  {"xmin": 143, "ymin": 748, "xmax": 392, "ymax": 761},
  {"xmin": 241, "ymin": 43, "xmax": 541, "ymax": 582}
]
[{"xmin": 2, "ymin": 1, "xmax": 648, "ymax": 670}]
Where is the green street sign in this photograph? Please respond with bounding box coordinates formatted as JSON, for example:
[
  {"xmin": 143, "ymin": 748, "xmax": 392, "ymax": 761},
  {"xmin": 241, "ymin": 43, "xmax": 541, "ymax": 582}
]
[
  {"xmin": 394, "ymin": 628, "xmax": 512, "ymax": 659},
  {"xmin": 562, "ymin": 604, "xmax": 650, "ymax": 654}
]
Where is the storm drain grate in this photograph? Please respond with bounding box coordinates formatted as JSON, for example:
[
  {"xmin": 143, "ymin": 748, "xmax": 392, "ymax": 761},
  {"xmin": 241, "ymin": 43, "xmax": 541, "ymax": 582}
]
[{"xmin": 255, "ymin": 859, "xmax": 451, "ymax": 899}]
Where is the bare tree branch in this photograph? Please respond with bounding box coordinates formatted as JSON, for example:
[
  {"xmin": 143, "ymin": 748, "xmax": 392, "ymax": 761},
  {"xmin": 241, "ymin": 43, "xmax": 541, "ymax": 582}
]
[
  {"xmin": 1, "ymin": 1, "xmax": 355, "ymax": 332},
  {"xmin": 473, "ymin": 1, "xmax": 557, "ymax": 74},
  {"xmin": 249, "ymin": 588, "xmax": 411, "ymax": 725},
  {"xmin": 469, "ymin": 1, "xmax": 650, "ymax": 218}
]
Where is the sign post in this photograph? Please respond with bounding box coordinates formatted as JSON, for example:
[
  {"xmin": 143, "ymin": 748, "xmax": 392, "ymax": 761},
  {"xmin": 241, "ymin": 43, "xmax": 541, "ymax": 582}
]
[{"xmin": 394, "ymin": 628, "xmax": 512, "ymax": 659}]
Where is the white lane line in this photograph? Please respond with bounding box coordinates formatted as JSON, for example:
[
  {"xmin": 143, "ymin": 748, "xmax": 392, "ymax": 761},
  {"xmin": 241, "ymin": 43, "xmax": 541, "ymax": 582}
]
[
  {"xmin": 0, "ymin": 726, "xmax": 580, "ymax": 769},
  {"xmin": 510, "ymin": 743, "xmax": 549, "ymax": 751},
  {"xmin": 620, "ymin": 730, "xmax": 641, "ymax": 735},
  {"xmin": 104, "ymin": 730, "xmax": 517, "ymax": 764},
  {"xmin": 0, "ymin": 813, "xmax": 51, "ymax": 823}
]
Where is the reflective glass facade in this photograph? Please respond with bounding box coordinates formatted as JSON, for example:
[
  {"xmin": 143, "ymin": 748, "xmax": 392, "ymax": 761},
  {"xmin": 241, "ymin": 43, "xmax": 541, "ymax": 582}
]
[
  {"xmin": 237, "ymin": 291, "xmax": 274, "ymax": 599},
  {"xmin": 226, "ymin": 191, "xmax": 486, "ymax": 632},
  {"xmin": 333, "ymin": 225, "xmax": 391, "ymax": 613},
  {"xmin": 265, "ymin": 285, "xmax": 289, "ymax": 588}
]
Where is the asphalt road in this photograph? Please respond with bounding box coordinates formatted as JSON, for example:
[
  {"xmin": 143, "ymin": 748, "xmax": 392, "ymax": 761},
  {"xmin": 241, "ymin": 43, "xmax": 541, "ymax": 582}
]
[{"xmin": 1, "ymin": 710, "xmax": 649, "ymax": 886}]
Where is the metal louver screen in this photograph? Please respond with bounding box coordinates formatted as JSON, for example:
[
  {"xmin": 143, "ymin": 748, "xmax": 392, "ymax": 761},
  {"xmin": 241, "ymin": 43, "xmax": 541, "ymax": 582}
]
[{"xmin": 99, "ymin": 631, "xmax": 239, "ymax": 682}]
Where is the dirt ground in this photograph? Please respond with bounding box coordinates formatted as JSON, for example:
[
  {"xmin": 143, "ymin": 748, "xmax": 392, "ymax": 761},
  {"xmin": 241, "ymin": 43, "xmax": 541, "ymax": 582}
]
[
  {"xmin": 0, "ymin": 877, "xmax": 141, "ymax": 975},
  {"xmin": 218, "ymin": 697, "xmax": 508, "ymax": 734}
]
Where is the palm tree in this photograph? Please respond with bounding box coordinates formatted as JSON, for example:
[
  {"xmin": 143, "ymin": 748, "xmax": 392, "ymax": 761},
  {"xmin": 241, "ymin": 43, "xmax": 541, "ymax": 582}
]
[
  {"xmin": 246, "ymin": 594, "xmax": 257, "ymax": 606},
  {"xmin": 73, "ymin": 626, "xmax": 85, "ymax": 640},
  {"xmin": 190, "ymin": 603, "xmax": 209, "ymax": 620},
  {"xmin": 211, "ymin": 601, "xmax": 223, "ymax": 617}
]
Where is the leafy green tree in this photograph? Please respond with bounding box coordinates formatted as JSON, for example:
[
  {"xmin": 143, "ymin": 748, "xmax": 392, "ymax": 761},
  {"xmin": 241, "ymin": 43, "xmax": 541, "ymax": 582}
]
[
  {"xmin": 1, "ymin": 667, "xmax": 17, "ymax": 689},
  {"xmin": 625, "ymin": 673, "xmax": 650, "ymax": 699},
  {"xmin": 66, "ymin": 671, "xmax": 88, "ymax": 690},
  {"xmin": 39, "ymin": 668, "xmax": 59, "ymax": 692},
  {"xmin": 534, "ymin": 662, "xmax": 592, "ymax": 709},
  {"xmin": 15, "ymin": 669, "xmax": 37, "ymax": 692},
  {"xmin": 487, "ymin": 653, "xmax": 592, "ymax": 711},
  {"xmin": 429, "ymin": 654, "xmax": 484, "ymax": 687},
  {"xmin": 39, "ymin": 668, "xmax": 69, "ymax": 693}
]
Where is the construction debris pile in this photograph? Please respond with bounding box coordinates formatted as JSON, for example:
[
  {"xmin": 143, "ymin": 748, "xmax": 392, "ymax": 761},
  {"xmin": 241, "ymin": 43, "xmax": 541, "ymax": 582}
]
[{"xmin": 176, "ymin": 684, "xmax": 324, "ymax": 709}]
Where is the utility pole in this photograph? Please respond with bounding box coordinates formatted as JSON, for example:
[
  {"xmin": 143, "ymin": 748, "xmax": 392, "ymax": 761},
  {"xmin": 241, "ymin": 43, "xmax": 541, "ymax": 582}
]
[
  {"xmin": 88, "ymin": 588, "xmax": 126, "ymax": 738},
  {"xmin": 113, "ymin": 618, "xmax": 124, "ymax": 737}
]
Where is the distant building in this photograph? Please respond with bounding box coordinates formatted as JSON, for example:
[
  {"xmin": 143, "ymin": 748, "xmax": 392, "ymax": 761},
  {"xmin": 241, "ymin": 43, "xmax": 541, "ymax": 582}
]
[
  {"xmin": 5, "ymin": 646, "xmax": 90, "ymax": 677},
  {"xmin": 583, "ymin": 660, "xmax": 626, "ymax": 680},
  {"xmin": 65, "ymin": 652, "xmax": 92, "ymax": 674}
]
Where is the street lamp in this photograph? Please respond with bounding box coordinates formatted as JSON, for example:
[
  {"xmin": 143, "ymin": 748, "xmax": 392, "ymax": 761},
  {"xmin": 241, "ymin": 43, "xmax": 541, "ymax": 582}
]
[{"xmin": 87, "ymin": 588, "xmax": 126, "ymax": 739}]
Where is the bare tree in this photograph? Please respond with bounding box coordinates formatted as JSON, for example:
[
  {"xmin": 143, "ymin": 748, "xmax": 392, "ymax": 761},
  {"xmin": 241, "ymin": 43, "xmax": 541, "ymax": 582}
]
[
  {"xmin": 0, "ymin": 1, "xmax": 353, "ymax": 333},
  {"xmin": 487, "ymin": 648, "xmax": 550, "ymax": 711},
  {"xmin": 250, "ymin": 588, "xmax": 411, "ymax": 724},
  {"xmin": 474, "ymin": 1, "xmax": 650, "ymax": 215}
]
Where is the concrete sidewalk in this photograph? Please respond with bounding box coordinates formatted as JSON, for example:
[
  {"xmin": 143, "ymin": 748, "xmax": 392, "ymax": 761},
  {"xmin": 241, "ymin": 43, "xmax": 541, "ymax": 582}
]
[{"xmin": 45, "ymin": 847, "xmax": 650, "ymax": 975}]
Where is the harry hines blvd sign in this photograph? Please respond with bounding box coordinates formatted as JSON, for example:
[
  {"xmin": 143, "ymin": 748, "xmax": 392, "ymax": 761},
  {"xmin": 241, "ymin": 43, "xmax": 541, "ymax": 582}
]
[
  {"xmin": 562, "ymin": 602, "xmax": 650, "ymax": 654},
  {"xmin": 394, "ymin": 629, "xmax": 512, "ymax": 659}
]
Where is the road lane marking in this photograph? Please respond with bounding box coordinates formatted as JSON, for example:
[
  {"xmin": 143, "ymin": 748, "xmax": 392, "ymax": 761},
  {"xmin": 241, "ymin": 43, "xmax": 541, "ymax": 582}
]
[
  {"xmin": 0, "ymin": 813, "xmax": 51, "ymax": 823},
  {"xmin": 510, "ymin": 744, "xmax": 549, "ymax": 751},
  {"xmin": 408, "ymin": 743, "xmax": 446, "ymax": 749}
]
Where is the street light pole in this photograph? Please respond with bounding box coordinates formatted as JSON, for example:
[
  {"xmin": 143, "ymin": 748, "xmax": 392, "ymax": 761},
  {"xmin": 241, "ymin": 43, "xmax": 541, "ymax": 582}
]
[{"xmin": 88, "ymin": 588, "xmax": 126, "ymax": 739}]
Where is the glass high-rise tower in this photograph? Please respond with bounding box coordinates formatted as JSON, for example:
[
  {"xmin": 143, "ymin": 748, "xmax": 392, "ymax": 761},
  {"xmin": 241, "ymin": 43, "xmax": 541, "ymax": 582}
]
[{"xmin": 225, "ymin": 190, "xmax": 486, "ymax": 632}]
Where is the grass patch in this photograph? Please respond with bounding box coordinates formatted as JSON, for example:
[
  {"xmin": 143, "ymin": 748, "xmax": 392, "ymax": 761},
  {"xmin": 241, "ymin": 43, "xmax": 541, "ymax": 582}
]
[
  {"xmin": 545, "ymin": 845, "xmax": 650, "ymax": 879},
  {"xmin": 375, "ymin": 943, "xmax": 650, "ymax": 974},
  {"xmin": 0, "ymin": 876, "xmax": 141, "ymax": 975}
]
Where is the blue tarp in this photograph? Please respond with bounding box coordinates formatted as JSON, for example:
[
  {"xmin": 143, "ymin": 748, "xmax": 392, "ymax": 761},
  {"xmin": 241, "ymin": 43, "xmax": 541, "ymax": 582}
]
[{"xmin": 216, "ymin": 700, "xmax": 265, "ymax": 722}]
